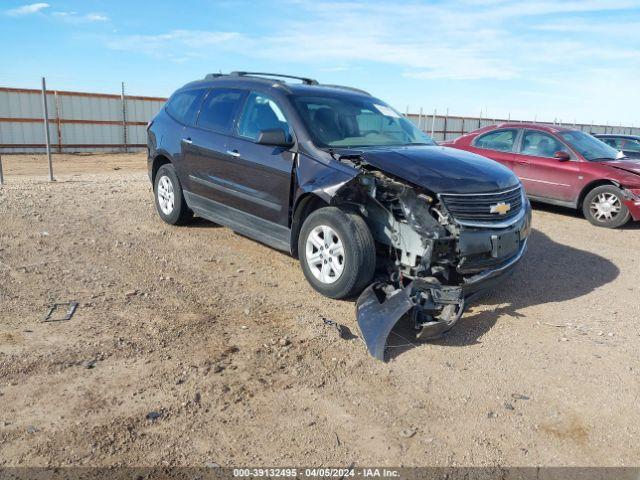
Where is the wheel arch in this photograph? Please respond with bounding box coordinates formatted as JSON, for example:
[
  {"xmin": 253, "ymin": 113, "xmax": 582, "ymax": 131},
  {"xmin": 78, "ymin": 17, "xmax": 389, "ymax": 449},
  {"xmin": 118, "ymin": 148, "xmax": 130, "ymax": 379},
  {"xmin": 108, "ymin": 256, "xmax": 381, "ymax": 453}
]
[
  {"xmin": 151, "ymin": 154, "xmax": 172, "ymax": 186},
  {"xmin": 577, "ymin": 179, "xmax": 621, "ymax": 209},
  {"xmin": 290, "ymin": 193, "xmax": 330, "ymax": 258}
]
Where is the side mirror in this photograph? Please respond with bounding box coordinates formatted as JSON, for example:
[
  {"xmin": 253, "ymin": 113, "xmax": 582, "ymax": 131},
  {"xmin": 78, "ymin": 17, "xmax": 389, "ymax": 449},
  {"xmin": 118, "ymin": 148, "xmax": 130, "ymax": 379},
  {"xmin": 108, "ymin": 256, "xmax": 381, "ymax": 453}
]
[
  {"xmin": 554, "ymin": 151, "xmax": 571, "ymax": 161},
  {"xmin": 257, "ymin": 129, "xmax": 293, "ymax": 148}
]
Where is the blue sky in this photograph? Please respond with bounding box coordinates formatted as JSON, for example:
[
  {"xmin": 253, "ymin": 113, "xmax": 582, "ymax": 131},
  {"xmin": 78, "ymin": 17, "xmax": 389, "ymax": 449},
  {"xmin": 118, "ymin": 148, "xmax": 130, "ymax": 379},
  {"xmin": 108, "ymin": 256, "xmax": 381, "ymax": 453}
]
[{"xmin": 1, "ymin": 0, "xmax": 639, "ymax": 125}]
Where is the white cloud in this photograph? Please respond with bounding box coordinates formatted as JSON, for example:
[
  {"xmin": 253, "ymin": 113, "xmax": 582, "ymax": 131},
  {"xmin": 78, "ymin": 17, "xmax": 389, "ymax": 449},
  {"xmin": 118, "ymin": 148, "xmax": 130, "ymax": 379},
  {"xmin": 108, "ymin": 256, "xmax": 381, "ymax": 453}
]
[
  {"xmin": 103, "ymin": 0, "xmax": 640, "ymax": 85},
  {"xmin": 53, "ymin": 11, "xmax": 109, "ymax": 22},
  {"xmin": 6, "ymin": 2, "xmax": 49, "ymax": 16}
]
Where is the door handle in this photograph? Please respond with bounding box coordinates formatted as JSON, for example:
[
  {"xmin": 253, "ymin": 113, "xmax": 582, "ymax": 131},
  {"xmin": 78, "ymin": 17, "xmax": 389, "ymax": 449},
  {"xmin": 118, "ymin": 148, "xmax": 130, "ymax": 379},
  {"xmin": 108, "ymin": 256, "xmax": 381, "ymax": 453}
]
[
  {"xmin": 182, "ymin": 138, "xmax": 193, "ymax": 144},
  {"xmin": 226, "ymin": 149, "xmax": 241, "ymax": 157}
]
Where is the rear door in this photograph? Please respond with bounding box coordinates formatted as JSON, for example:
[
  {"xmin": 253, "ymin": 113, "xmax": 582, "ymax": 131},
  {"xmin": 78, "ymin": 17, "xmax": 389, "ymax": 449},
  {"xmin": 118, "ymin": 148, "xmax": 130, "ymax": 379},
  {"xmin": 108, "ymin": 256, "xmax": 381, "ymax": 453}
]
[
  {"xmin": 512, "ymin": 129, "xmax": 580, "ymax": 202},
  {"xmin": 182, "ymin": 88, "xmax": 247, "ymax": 202},
  {"xmin": 224, "ymin": 91, "xmax": 295, "ymax": 226},
  {"xmin": 469, "ymin": 128, "xmax": 518, "ymax": 170}
]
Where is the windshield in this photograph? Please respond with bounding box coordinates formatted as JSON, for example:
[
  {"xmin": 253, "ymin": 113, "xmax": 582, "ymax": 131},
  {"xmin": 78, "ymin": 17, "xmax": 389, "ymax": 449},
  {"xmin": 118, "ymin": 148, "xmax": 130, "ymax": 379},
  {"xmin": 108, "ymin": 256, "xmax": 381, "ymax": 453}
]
[
  {"xmin": 292, "ymin": 94, "xmax": 435, "ymax": 148},
  {"xmin": 560, "ymin": 131, "xmax": 620, "ymax": 161}
]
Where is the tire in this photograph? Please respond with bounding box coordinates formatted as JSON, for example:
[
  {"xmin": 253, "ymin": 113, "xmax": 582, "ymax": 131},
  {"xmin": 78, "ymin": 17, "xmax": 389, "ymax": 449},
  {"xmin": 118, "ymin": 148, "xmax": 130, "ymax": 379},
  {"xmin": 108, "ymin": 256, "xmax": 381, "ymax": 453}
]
[
  {"xmin": 154, "ymin": 164, "xmax": 193, "ymax": 225},
  {"xmin": 298, "ymin": 207, "xmax": 376, "ymax": 299},
  {"xmin": 582, "ymin": 185, "xmax": 630, "ymax": 229}
]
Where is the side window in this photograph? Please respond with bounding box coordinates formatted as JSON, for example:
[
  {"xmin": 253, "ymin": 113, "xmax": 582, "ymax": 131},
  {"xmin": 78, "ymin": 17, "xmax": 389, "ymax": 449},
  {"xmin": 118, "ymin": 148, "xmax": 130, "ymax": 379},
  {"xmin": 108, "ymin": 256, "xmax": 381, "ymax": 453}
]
[
  {"xmin": 474, "ymin": 129, "xmax": 517, "ymax": 152},
  {"xmin": 237, "ymin": 93, "xmax": 291, "ymax": 141},
  {"xmin": 520, "ymin": 130, "xmax": 565, "ymax": 158},
  {"xmin": 622, "ymin": 139, "xmax": 640, "ymax": 153},
  {"xmin": 197, "ymin": 89, "xmax": 245, "ymax": 133},
  {"xmin": 602, "ymin": 138, "xmax": 618, "ymax": 148},
  {"xmin": 165, "ymin": 88, "xmax": 207, "ymax": 125}
]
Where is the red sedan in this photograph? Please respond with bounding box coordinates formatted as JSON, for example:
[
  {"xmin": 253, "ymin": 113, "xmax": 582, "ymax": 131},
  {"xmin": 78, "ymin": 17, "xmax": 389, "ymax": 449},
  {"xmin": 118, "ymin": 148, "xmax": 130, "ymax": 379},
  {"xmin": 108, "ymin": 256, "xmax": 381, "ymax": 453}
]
[{"xmin": 443, "ymin": 123, "xmax": 640, "ymax": 228}]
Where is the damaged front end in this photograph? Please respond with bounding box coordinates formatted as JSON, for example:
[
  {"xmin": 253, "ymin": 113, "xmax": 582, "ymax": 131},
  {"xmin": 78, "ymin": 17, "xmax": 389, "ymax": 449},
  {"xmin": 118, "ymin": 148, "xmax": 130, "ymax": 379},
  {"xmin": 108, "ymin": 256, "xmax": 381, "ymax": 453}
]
[{"xmin": 329, "ymin": 155, "xmax": 531, "ymax": 361}]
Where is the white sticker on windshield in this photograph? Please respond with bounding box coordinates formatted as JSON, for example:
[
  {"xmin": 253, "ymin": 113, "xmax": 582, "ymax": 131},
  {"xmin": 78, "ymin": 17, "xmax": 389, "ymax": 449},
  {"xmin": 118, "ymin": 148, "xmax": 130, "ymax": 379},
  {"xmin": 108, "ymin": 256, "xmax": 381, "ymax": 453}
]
[{"xmin": 373, "ymin": 104, "xmax": 401, "ymax": 118}]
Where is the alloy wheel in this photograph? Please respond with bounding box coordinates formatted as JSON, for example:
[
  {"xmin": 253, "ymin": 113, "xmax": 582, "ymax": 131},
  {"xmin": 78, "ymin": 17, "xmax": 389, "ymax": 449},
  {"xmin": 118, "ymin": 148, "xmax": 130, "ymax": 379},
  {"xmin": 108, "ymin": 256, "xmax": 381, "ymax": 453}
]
[
  {"xmin": 305, "ymin": 225, "xmax": 345, "ymax": 284},
  {"xmin": 590, "ymin": 192, "xmax": 621, "ymax": 222},
  {"xmin": 157, "ymin": 175, "xmax": 175, "ymax": 215}
]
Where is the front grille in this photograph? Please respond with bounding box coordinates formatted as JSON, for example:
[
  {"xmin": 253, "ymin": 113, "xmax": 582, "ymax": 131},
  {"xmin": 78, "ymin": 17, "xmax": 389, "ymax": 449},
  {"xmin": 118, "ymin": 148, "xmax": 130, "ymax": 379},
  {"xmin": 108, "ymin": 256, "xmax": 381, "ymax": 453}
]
[{"xmin": 440, "ymin": 186, "xmax": 523, "ymax": 223}]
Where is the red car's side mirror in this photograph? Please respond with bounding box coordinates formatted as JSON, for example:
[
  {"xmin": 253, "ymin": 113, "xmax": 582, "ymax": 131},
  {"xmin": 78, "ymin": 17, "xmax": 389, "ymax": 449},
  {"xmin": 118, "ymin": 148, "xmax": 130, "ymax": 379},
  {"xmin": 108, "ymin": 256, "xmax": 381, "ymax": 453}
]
[{"xmin": 554, "ymin": 151, "xmax": 571, "ymax": 161}]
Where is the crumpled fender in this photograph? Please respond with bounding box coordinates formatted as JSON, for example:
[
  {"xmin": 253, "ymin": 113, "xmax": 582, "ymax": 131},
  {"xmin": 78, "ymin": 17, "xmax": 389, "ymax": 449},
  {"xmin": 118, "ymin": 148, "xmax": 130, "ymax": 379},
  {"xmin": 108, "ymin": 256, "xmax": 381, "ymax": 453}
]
[
  {"xmin": 294, "ymin": 154, "xmax": 359, "ymax": 204},
  {"xmin": 355, "ymin": 283, "xmax": 414, "ymax": 361}
]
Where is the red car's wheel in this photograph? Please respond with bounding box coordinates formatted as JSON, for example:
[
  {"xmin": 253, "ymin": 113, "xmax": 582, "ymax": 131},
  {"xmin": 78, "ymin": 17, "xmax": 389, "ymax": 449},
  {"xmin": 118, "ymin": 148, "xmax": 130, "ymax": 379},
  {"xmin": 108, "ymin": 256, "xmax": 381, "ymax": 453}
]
[{"xmin": 582, "ymin": 185, "xmax": 631, "ymax": 228}]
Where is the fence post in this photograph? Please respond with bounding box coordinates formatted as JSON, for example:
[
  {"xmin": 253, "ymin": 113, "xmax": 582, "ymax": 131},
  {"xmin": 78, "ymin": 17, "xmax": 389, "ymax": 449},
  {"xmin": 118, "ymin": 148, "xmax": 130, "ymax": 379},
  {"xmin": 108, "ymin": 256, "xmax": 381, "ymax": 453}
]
[
  {"xmin": 121, "ymin": 82, "xmax": 128, "ymax": 153},
  {"xmin": 0, "ymin": 155, "xmax": 4, "ymax": 186},
  {"xmin": 418, "ymin": 107, "xmax": 423, "ymax": 131},
  {"xmin": 54, "ymin": 91, "xmax": 62, "ymax": 153},
  {"xmin": 430, "ymin": 109, "xmax": 436, "ymax": 138},
  {"xmin": 41, "ymin": 77, "xmax": 54, "ymax": 182},
  {"xmin": 444, "ymin": 108, "xmax": 449, "ymax": 141}
]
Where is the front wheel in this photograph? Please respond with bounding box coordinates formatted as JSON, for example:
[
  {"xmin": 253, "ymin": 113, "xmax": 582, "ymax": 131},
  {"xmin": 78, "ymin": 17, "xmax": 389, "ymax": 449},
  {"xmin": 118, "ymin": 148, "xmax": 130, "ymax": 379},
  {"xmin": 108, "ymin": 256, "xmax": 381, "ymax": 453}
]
[
  {"xmin": 582, "ymin": 185, "xmax": 630, "ymax": 228},
  {"xmin": 298, "ymin": 207, "xmax": 376, "ymax": 299}
]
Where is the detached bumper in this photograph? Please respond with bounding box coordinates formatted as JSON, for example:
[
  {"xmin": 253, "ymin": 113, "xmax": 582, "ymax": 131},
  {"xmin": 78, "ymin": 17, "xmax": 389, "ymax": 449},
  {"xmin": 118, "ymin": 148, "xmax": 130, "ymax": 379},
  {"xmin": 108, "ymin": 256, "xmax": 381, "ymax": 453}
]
[
  {"xmin": 623, "ymin": 199, "xmax": 640, "ymax": 221},
  {"xmin": 355, "ymin": 201, "xmax": 531, "ymax": 361}
]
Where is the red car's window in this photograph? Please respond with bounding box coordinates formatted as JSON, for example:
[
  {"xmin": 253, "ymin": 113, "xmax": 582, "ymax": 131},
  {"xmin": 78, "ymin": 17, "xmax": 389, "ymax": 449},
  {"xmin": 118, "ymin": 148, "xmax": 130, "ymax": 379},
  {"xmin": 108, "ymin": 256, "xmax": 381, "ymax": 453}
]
[
  {"xmin": 474, "ymin": 129, "xmax": 517, "ymax": 152},
  {"xmin": 520, "ymin": 131, "xmax": 565, "ymax": 158}
]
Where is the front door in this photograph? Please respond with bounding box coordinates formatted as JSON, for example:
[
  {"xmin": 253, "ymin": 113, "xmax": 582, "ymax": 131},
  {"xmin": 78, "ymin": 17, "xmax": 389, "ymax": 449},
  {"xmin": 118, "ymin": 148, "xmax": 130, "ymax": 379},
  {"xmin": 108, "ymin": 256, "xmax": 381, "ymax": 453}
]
[
  {"xmin": 224, "ymin": 91, "xmax": 295, "ymax": 226},
  {"xmin": 513, "ymin": 129, "xmax": 580, "ymax": 202}
]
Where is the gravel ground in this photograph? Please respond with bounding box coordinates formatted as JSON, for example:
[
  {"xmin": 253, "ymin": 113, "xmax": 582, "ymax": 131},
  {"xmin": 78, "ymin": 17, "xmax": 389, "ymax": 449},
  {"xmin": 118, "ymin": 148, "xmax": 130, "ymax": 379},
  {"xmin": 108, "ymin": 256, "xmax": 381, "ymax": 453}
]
[{"xmin": 0, "ymin": 153, "xmax": 639, "ymax": 467}]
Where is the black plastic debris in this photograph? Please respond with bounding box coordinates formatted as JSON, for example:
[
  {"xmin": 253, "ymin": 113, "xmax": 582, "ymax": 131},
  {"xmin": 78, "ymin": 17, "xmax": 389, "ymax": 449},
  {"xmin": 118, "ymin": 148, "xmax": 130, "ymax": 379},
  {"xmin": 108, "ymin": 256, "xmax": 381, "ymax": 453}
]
[
  {"xmin": 146, "ymin": 411, "xmax": 162, "ymax": 422},
  {"xmin": 42, "ymin": 301, "xmax": 78, "ymax": 322}
]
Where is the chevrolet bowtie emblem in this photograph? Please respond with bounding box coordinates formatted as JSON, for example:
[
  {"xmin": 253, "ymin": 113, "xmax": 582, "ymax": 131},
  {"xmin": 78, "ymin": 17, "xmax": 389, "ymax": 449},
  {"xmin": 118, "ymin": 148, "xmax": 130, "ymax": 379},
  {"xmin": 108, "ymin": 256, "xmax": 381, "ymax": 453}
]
[{"xmin": 490, "ymin": 202, "xmax": 511, "ymax": 215}]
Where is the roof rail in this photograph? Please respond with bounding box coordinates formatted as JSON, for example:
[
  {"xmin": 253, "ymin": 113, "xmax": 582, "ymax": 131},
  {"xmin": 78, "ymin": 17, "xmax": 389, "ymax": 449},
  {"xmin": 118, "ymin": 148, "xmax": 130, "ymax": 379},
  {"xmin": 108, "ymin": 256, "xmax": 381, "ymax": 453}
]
[
  {"xmin": 321, "ymin": 84, "xmax": 371, "ymax": 96},
  {"xmin": 204, "ymin": 73, "xmax": 226, "ymax": 81},
  {"xmin": 229, "ymin": 71, "xmax": 318, "ymax": 85}
]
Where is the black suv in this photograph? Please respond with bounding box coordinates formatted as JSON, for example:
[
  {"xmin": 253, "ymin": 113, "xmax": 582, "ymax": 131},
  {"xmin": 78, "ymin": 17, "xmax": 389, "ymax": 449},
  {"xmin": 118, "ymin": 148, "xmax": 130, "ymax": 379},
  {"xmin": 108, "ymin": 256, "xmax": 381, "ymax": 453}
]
[{"xmin": 147, "ymin": 72, "xmax": 532, "ymax": 360}]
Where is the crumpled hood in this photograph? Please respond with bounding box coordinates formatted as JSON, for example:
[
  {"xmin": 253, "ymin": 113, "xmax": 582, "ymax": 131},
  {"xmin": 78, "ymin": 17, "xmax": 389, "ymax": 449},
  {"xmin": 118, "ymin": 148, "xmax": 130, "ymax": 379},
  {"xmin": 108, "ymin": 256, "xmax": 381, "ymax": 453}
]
[
  {"xmin": 604, "ymin": 159, "xmax": 640, "ymax": 177},
  {"xmin": 344, "ymin": 145, "xmax": 519, "ymax": 194}
]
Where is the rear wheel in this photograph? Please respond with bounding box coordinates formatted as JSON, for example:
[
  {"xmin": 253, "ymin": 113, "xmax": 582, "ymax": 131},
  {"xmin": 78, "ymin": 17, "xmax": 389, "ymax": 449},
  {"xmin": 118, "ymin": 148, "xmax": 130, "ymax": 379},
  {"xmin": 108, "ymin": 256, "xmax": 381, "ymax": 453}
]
[
  {"xmin": 154, "ymin": 164, "xmax": 192, "ymax": 225},
  {"xmin": 582, "ymin": 185, "xmax": 630, "ymax": 228},
  {"xmin": 298, "ymin": 207, "xmax": 375, "ymax": 299}
]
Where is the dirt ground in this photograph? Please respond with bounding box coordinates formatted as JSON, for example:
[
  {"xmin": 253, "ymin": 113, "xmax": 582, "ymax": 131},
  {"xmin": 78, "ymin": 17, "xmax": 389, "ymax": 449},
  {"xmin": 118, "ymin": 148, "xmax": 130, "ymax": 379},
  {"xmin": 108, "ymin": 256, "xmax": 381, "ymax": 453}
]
[{"xmin": 0, "ymin": 153, "xmax": 639, "ymax": 467}]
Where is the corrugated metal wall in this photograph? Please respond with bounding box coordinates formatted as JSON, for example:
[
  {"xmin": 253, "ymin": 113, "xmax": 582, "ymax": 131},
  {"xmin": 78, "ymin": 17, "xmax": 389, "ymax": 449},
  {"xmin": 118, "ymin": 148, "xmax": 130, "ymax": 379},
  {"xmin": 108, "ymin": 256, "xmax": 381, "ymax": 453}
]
[
  {"xmin": 406, "ymin": 113, "xmax": 640, "ymax": 143},
  {"xmin": 0, "ymin": 87, "xmax": 166, "ymax": 153},
  {"xmin": 1, "ymin": 85, "xmax": 638, "ymax": 152}
]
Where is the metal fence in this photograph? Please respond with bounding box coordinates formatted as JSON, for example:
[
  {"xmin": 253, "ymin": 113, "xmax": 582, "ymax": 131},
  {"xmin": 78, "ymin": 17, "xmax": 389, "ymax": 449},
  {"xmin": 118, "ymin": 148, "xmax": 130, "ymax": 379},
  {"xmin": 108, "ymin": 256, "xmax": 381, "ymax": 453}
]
[
  {"xmin": 0, "ymin": 83, "xmax": 166, "ymax": 154},
  {"xmin": 1, "ymin": 83, "xmax": 638, "ymax": 153},
  {"xmin": 406, "ymin": 111, "xmax": 640, "ymax": 143}
]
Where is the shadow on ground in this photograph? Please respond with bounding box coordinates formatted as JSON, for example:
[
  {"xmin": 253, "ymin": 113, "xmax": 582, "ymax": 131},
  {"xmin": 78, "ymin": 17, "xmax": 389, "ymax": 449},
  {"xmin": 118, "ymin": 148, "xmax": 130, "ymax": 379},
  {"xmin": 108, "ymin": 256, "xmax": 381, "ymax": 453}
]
[{"xmin": 385, "ymin": 228, "xmax": 619, "ymax": 359}]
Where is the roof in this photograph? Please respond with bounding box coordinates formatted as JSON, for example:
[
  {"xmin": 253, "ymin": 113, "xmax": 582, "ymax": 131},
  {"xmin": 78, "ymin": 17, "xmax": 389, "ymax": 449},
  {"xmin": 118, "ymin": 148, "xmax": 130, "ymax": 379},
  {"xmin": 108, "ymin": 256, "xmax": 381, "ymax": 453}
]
[
  {"xmin": 181, "ymin": 72, "xmax": 371, "ymax": 98},
  {"xmin": 594, "ymin": 133, "xmax": 640, "ymax": 139},
  {"xmin": 495, "ymin": 122, "xmax": 577, "ymax": 133}
]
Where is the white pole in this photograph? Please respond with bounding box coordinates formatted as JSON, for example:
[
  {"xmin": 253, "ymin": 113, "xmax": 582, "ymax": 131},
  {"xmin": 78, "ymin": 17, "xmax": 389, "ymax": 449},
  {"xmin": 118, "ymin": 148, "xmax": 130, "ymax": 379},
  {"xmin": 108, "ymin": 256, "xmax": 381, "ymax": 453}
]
[
  {"xmin": 121, "ymin": 82, "xmax": 128, "ymax": 153},
  {"xmin": 431, "ymin": 109, "xmax": 436, "ymax": 137},
  {"xmin": 41, "ymin": 77, "xmax": 54, "ymax": 181}
]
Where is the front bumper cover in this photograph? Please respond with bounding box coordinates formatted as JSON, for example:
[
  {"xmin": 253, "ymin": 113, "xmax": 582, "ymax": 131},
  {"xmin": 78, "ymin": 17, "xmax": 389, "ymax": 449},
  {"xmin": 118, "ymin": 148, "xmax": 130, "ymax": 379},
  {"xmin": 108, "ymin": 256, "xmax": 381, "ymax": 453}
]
[{"xmin": 355, "ymin": 214, "xmax": 530, "ymax": 361}]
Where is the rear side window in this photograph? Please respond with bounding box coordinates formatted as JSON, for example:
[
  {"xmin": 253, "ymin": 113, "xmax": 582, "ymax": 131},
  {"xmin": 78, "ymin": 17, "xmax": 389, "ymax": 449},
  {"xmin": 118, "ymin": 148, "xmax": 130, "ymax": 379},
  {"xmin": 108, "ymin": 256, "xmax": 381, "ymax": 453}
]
[
  {"xmin": 197, "ymin": 89, "xmax": 245, "ymax": 133},
  {"xmin": 622, "ymin": 138, "xmax": 640, "ymax": 152},
  {"xmin": 474, "ymin": 129, "xmax": 518, "ymax": 152},
  {"xmin": 165, "ymin": 88, "xmax": 207, "ymax": 125}
]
